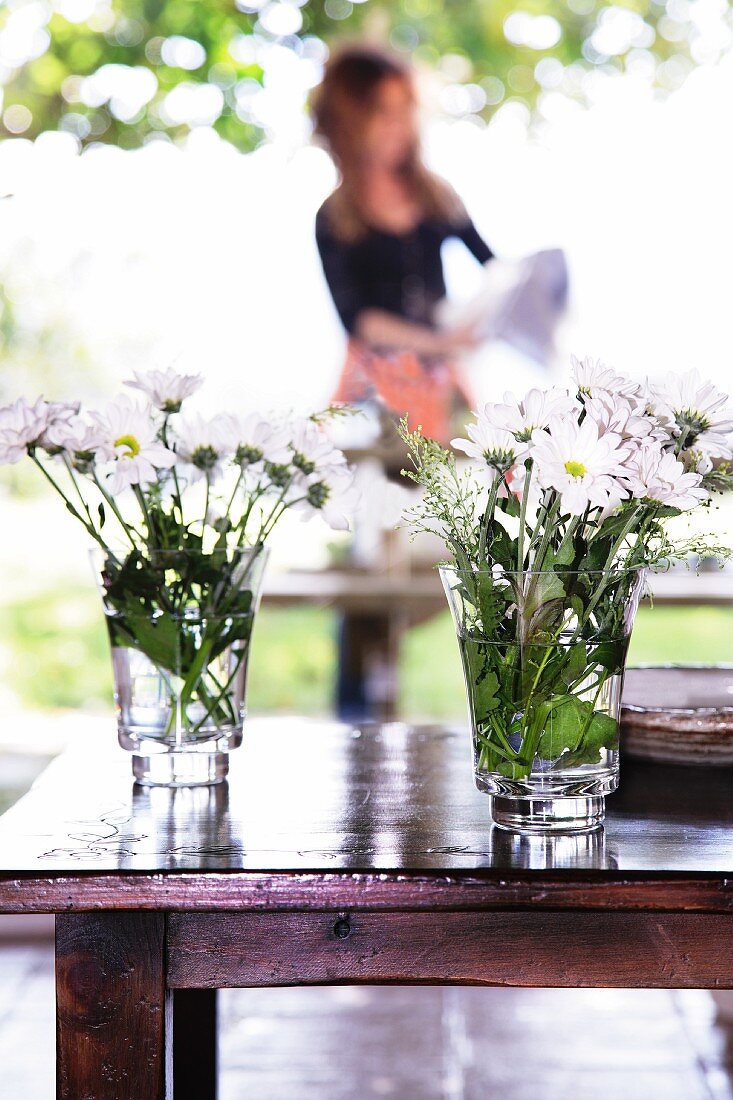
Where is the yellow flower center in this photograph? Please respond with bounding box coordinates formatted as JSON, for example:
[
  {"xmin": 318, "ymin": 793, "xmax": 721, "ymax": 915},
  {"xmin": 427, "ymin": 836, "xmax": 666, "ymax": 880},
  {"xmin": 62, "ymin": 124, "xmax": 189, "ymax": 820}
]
[
  {"xmin": 564, "ymin": 459, "xmax": 586, "ymax": 478},
  {"xmin": 114, "ymin": 433, "xmax": 140, "ymax": 457}
]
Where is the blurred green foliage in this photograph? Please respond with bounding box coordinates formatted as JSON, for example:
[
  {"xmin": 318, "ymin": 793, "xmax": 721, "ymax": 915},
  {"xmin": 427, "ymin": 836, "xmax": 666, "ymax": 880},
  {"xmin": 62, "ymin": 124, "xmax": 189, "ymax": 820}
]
[
  {"xmin": 0, "ymin": 584, "xmax": 338, "ymax": 714},
  {"xmin": 2, "ymin": 585, "xmax": 733, "ymax": 719},
  {"xmin": 1, "ymin": 0, "xmax": 727, "ymax": 150},
  {"xmin": 0, "ymin": 586, "xmax": 111, "ymax": 710}
]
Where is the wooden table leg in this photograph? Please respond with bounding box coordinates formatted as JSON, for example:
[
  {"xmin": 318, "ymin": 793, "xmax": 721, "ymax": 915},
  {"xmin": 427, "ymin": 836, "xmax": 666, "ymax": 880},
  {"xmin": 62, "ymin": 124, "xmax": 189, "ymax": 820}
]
[
  {"xmin": 173, "ymin": 989, "xmax": 217, "ymax": 1100},
  {"xmin": 56, "ymin": 912, "xmax": 168, "ymax": 1099},
  {"xmin": 336, "ymin": 610, "xmax": 403, "ymax": 721}
]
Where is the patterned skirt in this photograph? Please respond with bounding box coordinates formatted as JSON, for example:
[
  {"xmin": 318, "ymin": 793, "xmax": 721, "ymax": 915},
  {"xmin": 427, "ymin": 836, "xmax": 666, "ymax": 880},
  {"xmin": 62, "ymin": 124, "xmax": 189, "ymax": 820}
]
[{"xmin": 332, "ymin": 338, "xmax": 473, "ymax": 445}]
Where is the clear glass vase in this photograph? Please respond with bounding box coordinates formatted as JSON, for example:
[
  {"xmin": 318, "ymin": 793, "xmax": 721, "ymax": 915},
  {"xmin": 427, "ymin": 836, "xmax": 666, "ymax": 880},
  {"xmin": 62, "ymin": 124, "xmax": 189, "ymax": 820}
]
[
  {"xmin": 93, "ymin": 544, "xmax": 269, "ymax": 787},
  {"xmin": 441, "ymin": 565, "xmax": 646, "ymax": 833}
]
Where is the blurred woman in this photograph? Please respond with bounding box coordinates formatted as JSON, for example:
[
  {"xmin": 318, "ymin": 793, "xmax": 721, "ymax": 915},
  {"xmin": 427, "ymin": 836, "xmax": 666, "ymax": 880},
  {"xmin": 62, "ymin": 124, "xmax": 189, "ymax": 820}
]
[{"xmin": 312, "ymin": 44, "xmax": 494, "ymax": 445}]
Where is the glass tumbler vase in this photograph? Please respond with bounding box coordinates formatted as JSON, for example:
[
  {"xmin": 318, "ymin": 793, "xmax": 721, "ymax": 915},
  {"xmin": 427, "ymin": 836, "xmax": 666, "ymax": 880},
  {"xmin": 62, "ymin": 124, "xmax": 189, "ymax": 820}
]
[
  {"xmin": 93, "ymin": 544, "xmax": 269, "ymax": 787},
  {"xmin": 441, "ymin": 565, "xmax": 646, "ymax": 833}
]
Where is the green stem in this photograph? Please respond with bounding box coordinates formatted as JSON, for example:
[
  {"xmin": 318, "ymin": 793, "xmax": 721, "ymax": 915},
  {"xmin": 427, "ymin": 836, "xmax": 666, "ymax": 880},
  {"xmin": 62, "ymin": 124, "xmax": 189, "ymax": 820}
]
[
  {"xmin": 479, "ymin": 721, "xmax": 521, "ymax": 762},
  {"xmin": 92, "ymin": 471, "xmax": 141, "ymax": 549},
  {"xmin": 516, "ymin": 463, "xmax": 532, "ymax": 573},
  {"xmin": 191, "ymin": 644, "xmax": 250, "ymax": 734},
  {"xmin": 253, "ymin": 479, "xmax": 296, "ymax": 545},
  {"xmin": 133, "ymin": 485, "xmax": 158, "ymax": 549},
  {"xmin": 530, "ymin": 493, "xmax": 561, "ymax": 572},
  {"xmin": 478, "ymin": 476, "xmax": 501, "ymax": 565},
  {"xmin": 164, "ymin": 634, "xmax": 216, "ymax": 736},
  {"xmin": 224, "ymin": 468, "xmax": 245, "ymax": 519},
  {"xmin": 30, "ymin": 455, "xmax": 107, "ymax": 549},
  {"xmin": 203, "ymin": 474, "xmax": 211, "ymax": 539},
  {"xmin": 62, "ymin": 457, "xmax": 97, "ymax": 529},
  {"xmin": 573, "ymin": 505, "xmax": 645, "ymax": 638},
  {"xmin": 523, "ymin": 489, "xmax": 552, "ymax": 565},
  {"xmin": 162, "ymin": 416, "xmax": 184, "ymax": 528}
]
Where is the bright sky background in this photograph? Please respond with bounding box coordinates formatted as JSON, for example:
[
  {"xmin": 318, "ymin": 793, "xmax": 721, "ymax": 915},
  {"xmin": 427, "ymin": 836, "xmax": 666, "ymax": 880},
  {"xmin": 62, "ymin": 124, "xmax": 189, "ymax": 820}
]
[{"xmin": 1, "ymin": 45, "xmax": 732, "ymax": 418}]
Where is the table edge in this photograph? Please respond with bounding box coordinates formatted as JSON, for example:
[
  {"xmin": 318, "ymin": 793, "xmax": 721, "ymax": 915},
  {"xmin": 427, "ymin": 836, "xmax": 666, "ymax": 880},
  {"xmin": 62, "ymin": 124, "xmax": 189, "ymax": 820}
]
[{"xmin": 1, "ymin": 869, "xmax": 732, "ymax": 914}]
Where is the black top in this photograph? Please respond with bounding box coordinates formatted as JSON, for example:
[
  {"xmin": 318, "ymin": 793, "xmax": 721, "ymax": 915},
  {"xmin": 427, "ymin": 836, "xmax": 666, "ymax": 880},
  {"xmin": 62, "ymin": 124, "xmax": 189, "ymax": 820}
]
[{"xmin": 315, "ymin": 200, "xmax": 494, "ymax": 335}]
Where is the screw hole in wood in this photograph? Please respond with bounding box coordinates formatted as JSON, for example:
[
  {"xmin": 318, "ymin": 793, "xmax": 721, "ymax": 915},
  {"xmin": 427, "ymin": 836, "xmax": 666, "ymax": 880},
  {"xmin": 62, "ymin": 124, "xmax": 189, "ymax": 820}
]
[{"xmin": 333, "ymin": 916, "xmax": 351, "ymax": 940}]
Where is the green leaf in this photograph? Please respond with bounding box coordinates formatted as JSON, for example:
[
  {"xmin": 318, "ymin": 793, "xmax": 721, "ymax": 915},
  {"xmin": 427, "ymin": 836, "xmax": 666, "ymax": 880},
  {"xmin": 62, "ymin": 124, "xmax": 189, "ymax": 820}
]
[
  {"xmin": 502, "ymin": 494, "xmax": 521, "ymax": 518},
  {"xmin": 462, "ymin": 638, "xmax": 501, "ymax": 718},
  {"xmin": 538, "ymin": 691, "xmax": 620, "ymax": 765},
  {"xmin": 561, "ymin": 643, "xmax": 587, "ymax": 686},
  {"xmin": 537, "ymin": 695, "xmax": 587, "ymax": 759},
  {"xmin": 476, "ymin": 575, "xmax": 505, "ymax": 634},
  {"xmin": 544, "ymin": 540, "xmax": 575, "ymax": 569},
  {"xmin": 570, "ymin": 593, "xmax": 585, "ymax": 621},
  {"xmin": 108, "ymin": 611, "xmax": 180, "ymax": 672},
  {"xmin": 486, "ymin": 522, "xmax": 515, "ymax": 566},
  {"xmin": 474, "ymin": 669, "xmax": 500, "ymax": 716},
  {"xmin": 209, "ymin": 609, "xmax": 254, "ymax": 661},
  {"xmin": 522, "ymin": 571, "xmax": 565, "ymax": 621},
  {"xmin": 592, "ymin": 639, "xmax": 627, "ymax": 674},
  {"xmin": 561, "ymin": 712, "xmax": 619, "ymax": 767},
  {"xmin": 103, "ymin": 551, "xmax": 162, "ymax": 605}
]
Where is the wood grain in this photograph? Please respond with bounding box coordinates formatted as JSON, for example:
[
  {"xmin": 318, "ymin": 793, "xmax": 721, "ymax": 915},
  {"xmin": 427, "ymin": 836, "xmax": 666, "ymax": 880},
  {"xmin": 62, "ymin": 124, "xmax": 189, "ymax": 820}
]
[
  {"xmin": 167, "ymin": 910, "xmax": 733, "ymax": 990},
  {"xmin": 2, "ymin": 871, "xmax": 733, "ymax": 914},
  {"xmin": 56, "ymin": 912, "xmax": 168, "ymax": 1100}
]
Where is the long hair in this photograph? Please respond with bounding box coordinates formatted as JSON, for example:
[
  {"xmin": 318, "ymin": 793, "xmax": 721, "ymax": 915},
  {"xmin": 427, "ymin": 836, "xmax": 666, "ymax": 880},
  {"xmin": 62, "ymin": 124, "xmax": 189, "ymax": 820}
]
[{"xmin": 311, "ymin": 44, "xmax": 462, "ymax": 242}]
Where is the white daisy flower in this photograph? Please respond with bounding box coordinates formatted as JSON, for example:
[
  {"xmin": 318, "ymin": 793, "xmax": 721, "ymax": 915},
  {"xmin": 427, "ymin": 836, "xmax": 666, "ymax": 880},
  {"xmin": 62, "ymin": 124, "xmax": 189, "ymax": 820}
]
[
  {"xmin": 571, "ymin": 354, "xmax": 641, "ymax": 400},
  {"xmin": 273, "ymin": 418, "xmax": 355, "ymax": 527},
  {"xmin": 0, "ymin": 397, "xmax": 68, "ymax": 464},
  {"xmin": 583, "ymin": 392, "xmax": 665, "ymax": 449},
  {"xmin": 531, "ymin": 416, "xmax": 629, "ymax": 515},
  {"xmin": 125, "ymin": 368, "xmax": 203, "ymax": 413},
  {"xmin": 650, "ymin": 369, "xmax": 733, "ymax": 458},
  {"xmin": 91, "ymin": 397, "xmax": 176, "ymax": 493},
  {"xmin": 288, "ymin": 417, "xmax": 349, "ymax": 483},
  {"xmin": 623, "ymin": 445, "xmax": 708, "ymax": 511},
  {"xmin": 175, "ymin": 413, "xmax": 233, "ymax": 483},
  {"xmin": 451, "ymin": 418, "xmax": 523, "ymax": 478},
  {"xmin": 483, "ymin": 387, "xmax": 577, "ymax": 442},
  {"xmin": 290, "ymin": 464, "xmax": 358, "ymax": 532},
  {"xmin": 38, "ymin": 400, "xmax": 81, "ymax": 443},
  {"xmin": 226, "ymin": 412, "xmax": 291, "ymax": 473},
  {"xmin": 42, "ymin": 414, "xmax": 103, "ymax": 472}
]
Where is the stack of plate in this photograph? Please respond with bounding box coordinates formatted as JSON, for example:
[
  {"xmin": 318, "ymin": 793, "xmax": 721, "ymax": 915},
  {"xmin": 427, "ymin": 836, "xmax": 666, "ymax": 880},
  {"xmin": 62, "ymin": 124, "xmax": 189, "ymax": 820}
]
[{"xmin": 621, "ymin": 666, "xmax": 733, "ymax": 766}]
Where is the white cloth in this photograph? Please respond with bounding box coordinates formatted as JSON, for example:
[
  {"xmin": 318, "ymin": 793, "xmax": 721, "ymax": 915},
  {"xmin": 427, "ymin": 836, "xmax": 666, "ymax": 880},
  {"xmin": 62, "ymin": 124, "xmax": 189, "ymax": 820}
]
[{"xmin": 435, "ymin": 248, "xmax": 569, "ymax": 366}]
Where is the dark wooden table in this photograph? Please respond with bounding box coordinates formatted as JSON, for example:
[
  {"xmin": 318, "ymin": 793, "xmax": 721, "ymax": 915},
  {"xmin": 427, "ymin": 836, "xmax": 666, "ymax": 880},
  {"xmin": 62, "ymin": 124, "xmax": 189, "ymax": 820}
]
[{"xmin": 1, "ymin": 718, "xmax": 732, "ymax": 1099}]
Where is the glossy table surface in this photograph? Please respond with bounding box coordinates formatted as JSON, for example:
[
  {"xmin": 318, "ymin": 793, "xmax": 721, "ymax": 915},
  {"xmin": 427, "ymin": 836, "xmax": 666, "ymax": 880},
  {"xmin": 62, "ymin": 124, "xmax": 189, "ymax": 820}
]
[{"xmin": 0, "ymin": 718, "xmax": 731, "ymax": 888}]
